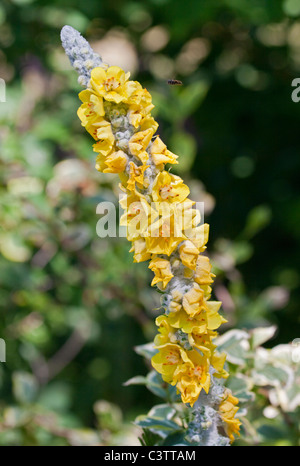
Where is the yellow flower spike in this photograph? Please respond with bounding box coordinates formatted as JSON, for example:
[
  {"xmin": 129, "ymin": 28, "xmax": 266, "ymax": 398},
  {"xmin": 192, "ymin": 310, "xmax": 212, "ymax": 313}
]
[
  {"xmin": 152, "ymin": 171, "xmax": 190, "ymax": 204},
  {"xmin": 128, "ymin": 128, "xmax": 155, "ymax": 164},
  {"xmin": 62, "ymin": 25, "xmax": 239, "ymax": 443},
  {"xmin": 150, "ymin": 136, "xmax": 179, "ymax": 167},
  {"xmin": 90, "ymin": 66, "xmax": 131, "ymax": 103},
  {"xmin": 219, "ymin": 389, "xmax": 242, "ymax": 443},
  {"xmin": 68, "ymin": 44, "xmax": 240, "ymax": 440},
  {"xmin": 149, "ymin": 256, "xmax": 174, "ymax": 289}
]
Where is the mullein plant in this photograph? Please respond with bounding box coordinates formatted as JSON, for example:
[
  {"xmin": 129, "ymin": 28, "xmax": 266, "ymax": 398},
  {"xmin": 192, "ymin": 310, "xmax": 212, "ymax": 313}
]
[{"xmin": 61, "ymin": 26, "xmax": 241, "ymax": 446}]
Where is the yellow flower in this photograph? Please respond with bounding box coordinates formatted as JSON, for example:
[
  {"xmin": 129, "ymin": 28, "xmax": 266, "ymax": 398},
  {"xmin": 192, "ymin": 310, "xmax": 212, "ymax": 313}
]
[
  {"xmin": 150, "ymin": 137, "xmax": 178, "ymax": 166},
  {"xmin": 125, "ymin": 162, "xmax": 149, "ymax": 192},
  {"xmin": 97, "ymin": 150, "xmax": 128, "ymax": 174},
  {"xmin": 167, "ymin": 289, "xmax": 183, "ymax": 313},
  {"xmin": 172, "ymin": 199, "xmax": 199, "ymax": 239},
  {"xmin": 120, "ymin": 192, "xmax": 157, "ymax": 241},
  {"xmin": 128, "ymin": 128, "xmax": 154, "ymax": 164},
  {"xmin": 194, "ymin": 255, "xmax": 215, "ymax": 286},
  {"xmin": 151, "ymin": 343, "xmax": 193, "ymax": 385},
  {"xmin": 145, "ymin": 197, "xmax": 201, "ymax": 257},
  {"xmin": 145, "ymin": 214, "xmax": 186, "ymax": 256},
  {"xmin": 188, "ymin": 330, "xmax": 217, "ymax": 354},
  {"xmin": 93, "ymin": 120, "xmax": 115, "ymax": 157},
  {"xmin": 182, "ymin": 283, "xmax": 207, "ymax": 318},
  {"xmin": 179, "ymin": 240, "xmax": 200, "ymax": 270},
  {"xmin": 152, "ymin": 171, "xmax": 190, "ymax": 205},
  {"xmin": 127, "ymin": 85, "xmax": 155, "ymax": 128},
  {"xmin": 90, "ymin": 66, "xmax": 130, "ymax": 103},
  {"xmin": 154, "ymin": 315, "xmax": 176, "ymax": 347},
  {"xmin": 219, "ymin": 389, "xmax": 241, "ymax": 443},
  {"xmin": 94, "ymin": 154, "xmax": 106, "ymax": 172},
  {"xmin": 168, "ymin": 308, "xmax": 207, "ymax": 334},
  {"xmin": 168, "ymin": 299, "xmax": 226, "ymax": 334},
  {"xmin": 206, "ymin": 301, "xmax": 227, "ymax": 330},
  {"xmin": 129, "ymin": 238, "xmax": 151, "ymax": 263},
  {"xmin": 77, "ymin": 89, "xmax": 105, "ymax": 140},
  {"xmin": 211, "ymin": 351, "xmax": 228, "ymax": 379},
  {"xmin": 140, "ymin": 115, "xmax": 159, "ymax": 133},
  {"xmin": 186, "ymin": 223, "xmax": 209, "ymax": 251},
  {"xmin": 149, "ymin": 256, "xmax": 174, "ymax": 289},
  {"xmin": 174, "ymin": 350, "xmax": 211, "ymax": 406}
]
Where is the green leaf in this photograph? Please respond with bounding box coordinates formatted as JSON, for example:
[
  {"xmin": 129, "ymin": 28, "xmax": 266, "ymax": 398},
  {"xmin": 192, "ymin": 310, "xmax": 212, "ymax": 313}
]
[
  {"xmin": 139, "ymin": 429, "xmax": 162, "ymax": 446},
  {"xmin": 148, "ymin": 404, "xmax": 177, "ymax": 421},
  {"xmin": 250, "ymin": 326, "xmax": 277, "ymax": 348},
  {"xmin": 242, "ymin": 205, "xmax": 272, "ymax": 239},
  {"xmin": 67, "ymin": 429, "xmax": 101, "ymax": 446},
  {"xmin": 38, "ymin": 382, "xmax": 72, "ymax": 411},
  {"xmin": 134, "ymin": 342, "xmax": 157, "ymax": 360},
  {"xmin": 123, "ymin": 375, "xmax": 148, "ymax": 386},
  {"xmin": 169, "ymin": 131, "xmax": 197, "ymax": 173},
  {"xmin": 12, "ymin": 372, "xmax": 38, "ymax": 404},
  {"xmin": 178, "ymin": 81, "xmax": 209, "ymax": 118},
  {"xmin": 252, "ymin": 364, "xmax": 293, "ymax": 388},
  {"xmin": 226, "ymin": 374, "xmax": 255, "ymax": 403},
  {"xmin": 161, "ymin": 431, "xmax": 194, "ymax": 446},
  {"xmin": 3, "ymin": 406, "xmax": 31, "ymax": 428},
  {"xmin": 135, "ymin": 416, "xmax": 181, "ymax": 439},
  {"xmin": 231, "ymin": 241, "xmax": 254, "ymax": 264},
  {"xmin": 146, "ymin": 371, "xmax": 168, "ymax": 400},
  {"xmin": 215, "ymin": 329, "xmax": 250, "ymax": 366}
]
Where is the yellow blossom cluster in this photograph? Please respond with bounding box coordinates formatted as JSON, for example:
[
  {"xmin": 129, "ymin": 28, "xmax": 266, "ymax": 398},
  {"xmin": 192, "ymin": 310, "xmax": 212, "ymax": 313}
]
[{"xmin": 77, "ymin": 64, "xmax": 240, "ymax": 440}]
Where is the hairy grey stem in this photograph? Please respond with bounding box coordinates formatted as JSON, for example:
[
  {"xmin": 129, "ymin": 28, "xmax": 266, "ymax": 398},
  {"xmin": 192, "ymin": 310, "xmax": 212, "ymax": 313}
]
[{"xmin": 186, "ymin": 376, "xmax": 230, "ymax": 446}]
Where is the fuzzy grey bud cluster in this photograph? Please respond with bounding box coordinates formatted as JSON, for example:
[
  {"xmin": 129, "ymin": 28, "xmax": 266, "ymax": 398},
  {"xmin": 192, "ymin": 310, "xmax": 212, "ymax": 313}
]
[{"xmin": 60, "ymin": 25, "xmax": 106, "ymax": 87}]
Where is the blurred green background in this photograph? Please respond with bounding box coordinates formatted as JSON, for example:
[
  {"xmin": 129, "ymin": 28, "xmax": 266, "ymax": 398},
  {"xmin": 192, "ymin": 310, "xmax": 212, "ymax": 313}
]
[{"xmin": 0, "ymin": 0, "xmax": 299, "ymax": 446}]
